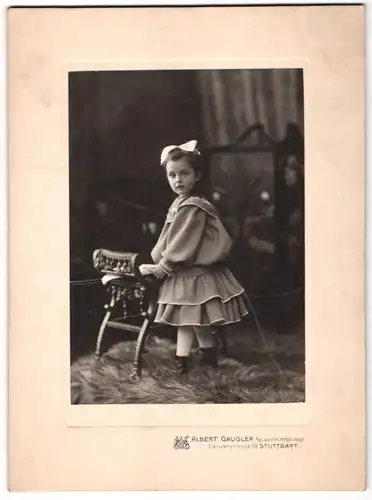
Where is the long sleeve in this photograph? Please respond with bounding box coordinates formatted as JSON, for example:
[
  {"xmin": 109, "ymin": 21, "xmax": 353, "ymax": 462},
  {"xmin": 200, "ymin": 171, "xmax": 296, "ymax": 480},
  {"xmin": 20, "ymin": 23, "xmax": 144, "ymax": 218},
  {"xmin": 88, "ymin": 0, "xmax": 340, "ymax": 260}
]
[{"xmin": 158, "ymin": 205, "xmax": 207, "ymax": 274}]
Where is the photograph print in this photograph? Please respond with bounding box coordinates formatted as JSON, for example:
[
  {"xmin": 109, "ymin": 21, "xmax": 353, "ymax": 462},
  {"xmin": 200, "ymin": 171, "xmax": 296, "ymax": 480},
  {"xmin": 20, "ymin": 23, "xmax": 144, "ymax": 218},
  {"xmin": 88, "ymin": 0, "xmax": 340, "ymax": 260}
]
[{"xmin": 69, "ymin": 68, "xmax": 305, "ymax": 405}]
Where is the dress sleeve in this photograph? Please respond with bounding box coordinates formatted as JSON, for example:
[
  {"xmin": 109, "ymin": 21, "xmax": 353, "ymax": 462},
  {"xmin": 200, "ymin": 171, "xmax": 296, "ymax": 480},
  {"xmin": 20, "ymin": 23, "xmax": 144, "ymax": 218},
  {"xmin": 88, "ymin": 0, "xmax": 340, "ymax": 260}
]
[{"xmin": 158, "ymin": 205, "xmax": 207, "ymax": 274}]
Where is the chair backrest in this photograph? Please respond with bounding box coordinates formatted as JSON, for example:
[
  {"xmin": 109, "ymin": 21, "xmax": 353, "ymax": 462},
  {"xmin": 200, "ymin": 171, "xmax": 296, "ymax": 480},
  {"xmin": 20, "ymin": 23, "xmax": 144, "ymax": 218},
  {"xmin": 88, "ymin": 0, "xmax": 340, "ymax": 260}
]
[
  {"xmin": 93, "ymin": 248, "xmax": 138, "ymax": 276},
  {"xmin": 93, "ymin": 248, "xmax": 160, "ymax": 292}
]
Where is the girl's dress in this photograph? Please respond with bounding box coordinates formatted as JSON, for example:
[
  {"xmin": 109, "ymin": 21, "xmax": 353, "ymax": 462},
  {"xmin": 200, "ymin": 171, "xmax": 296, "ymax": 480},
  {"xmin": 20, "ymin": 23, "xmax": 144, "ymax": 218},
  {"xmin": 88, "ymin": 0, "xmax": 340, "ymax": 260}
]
[{"xmin": 151, "ymin": 195, "xmax": 249, "ymax": 327}]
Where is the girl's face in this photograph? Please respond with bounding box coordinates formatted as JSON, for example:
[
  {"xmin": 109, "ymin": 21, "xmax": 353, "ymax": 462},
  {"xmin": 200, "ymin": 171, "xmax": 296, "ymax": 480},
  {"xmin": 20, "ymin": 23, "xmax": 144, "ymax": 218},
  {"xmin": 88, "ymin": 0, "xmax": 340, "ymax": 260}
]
[{"xmin": 165, "ymin": 157, "xmax": 201, "ymax": 196}]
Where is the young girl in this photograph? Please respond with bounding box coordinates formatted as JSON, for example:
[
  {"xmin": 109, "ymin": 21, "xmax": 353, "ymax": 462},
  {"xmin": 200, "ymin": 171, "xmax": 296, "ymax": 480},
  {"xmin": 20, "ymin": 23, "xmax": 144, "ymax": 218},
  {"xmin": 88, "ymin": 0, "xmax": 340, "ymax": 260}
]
[{"xmin": 139, "ymin": 140, "xmax": 249, "ymax": 374}]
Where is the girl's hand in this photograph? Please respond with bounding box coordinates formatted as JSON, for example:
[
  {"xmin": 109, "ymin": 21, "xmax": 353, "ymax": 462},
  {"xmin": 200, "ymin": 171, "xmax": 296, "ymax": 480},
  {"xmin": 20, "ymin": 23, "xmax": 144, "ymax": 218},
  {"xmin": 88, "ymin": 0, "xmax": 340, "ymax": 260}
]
[
  {"xmin": 139, "ymin": 264, "xmax": 155, "ymax": 276},
  {"xmin": 152, "ymin": 265, "xmax": 166, "ymax": 280},
  {"xmin": 139, "ymin": 264, "xmax": 166, "ymax": 279}
]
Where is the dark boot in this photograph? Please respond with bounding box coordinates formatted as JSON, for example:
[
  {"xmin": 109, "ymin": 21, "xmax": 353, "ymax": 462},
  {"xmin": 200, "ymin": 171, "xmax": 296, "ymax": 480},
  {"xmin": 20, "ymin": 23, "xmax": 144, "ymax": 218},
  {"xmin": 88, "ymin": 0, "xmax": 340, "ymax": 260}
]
[
  {"xmin": 198, "ymin": 346, "xmax": 218, "ymax": 369},
  {"xmin": 173, "ymin": 355, "xmax": 189, "ymax": 375}
]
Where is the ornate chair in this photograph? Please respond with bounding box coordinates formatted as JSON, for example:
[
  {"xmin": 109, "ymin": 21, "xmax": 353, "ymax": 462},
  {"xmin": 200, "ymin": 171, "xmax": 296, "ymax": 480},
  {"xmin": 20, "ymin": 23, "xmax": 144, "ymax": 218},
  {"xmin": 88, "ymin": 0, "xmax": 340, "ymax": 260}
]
[
  {"xmin": 92, "ymin": 248, "xmax": 161, "ymax": 377},
  {"xmin": 93, "ymin": 248, "xmax": 228, "ymax": 377}
]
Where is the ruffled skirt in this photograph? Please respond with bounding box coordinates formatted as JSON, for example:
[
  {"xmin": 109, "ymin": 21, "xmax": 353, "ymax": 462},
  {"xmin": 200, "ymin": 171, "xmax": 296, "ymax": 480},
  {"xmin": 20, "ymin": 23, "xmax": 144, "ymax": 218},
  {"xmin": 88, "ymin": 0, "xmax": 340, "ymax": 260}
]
[{"xmin": 155, "ymin": 265, "xmax": 249, "ymax": 327}]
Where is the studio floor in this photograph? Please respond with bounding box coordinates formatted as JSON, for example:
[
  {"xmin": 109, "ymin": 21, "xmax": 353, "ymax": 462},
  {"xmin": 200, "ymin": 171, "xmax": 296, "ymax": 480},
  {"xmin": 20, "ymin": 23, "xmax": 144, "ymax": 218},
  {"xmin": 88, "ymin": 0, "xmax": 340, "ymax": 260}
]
[{"xmin": 70, "ymin": 286, "xmax": 305, "ymax": 404}]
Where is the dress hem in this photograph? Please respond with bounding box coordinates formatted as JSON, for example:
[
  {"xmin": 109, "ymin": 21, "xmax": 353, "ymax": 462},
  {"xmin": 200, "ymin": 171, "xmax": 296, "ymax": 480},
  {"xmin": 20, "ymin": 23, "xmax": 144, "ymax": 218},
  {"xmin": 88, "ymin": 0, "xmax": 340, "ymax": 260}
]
[
  {"xmin": 157, "ymin": 289, "xmax": 246, "ymax": 306},
  {"xmin": 154, "ymin": 310, "xmax": 249, "ymax": 327}
]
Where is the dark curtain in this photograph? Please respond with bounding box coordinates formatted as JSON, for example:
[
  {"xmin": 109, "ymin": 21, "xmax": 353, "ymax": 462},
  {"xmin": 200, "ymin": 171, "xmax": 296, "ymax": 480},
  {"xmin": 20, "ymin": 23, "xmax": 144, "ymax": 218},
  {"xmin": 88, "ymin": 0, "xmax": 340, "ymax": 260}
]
[{"xmin": 196, "ymin": 69, "xmax": 304, "ymax": 145}]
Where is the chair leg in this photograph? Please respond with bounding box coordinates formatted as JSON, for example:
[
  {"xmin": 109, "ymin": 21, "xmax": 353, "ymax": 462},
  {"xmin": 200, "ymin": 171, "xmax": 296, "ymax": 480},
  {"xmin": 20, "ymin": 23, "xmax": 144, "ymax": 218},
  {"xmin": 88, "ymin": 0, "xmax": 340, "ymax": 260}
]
[
  {"xmin": 133, "ymin": 300, "xmax": 157, "ymax": 377},
  {"xmin": 95, "ymin": 292, "xmax": 116, "ymax": 360}
]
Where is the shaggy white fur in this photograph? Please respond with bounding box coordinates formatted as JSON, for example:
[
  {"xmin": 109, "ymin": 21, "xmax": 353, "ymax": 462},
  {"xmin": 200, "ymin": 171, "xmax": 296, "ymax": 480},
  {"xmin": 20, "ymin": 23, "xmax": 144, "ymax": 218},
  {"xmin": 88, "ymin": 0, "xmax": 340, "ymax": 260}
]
[{"xmin": 71, "ymin": 338, "xmax": 305, "ymax": 404}]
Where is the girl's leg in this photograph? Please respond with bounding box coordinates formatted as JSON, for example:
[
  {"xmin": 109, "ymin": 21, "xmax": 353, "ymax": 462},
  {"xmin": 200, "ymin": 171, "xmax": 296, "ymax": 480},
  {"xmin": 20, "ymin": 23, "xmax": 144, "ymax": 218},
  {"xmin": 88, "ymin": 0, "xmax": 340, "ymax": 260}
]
[
  {"xmin": 176, "ymin": 326, "xmax": 195, "ymax": 356},
  {"xmin": 194, "ymin": 326, "xmax": 216, "ymax": 348},
  {"xmin": 194, "ymin": 326, "xmax": 218, "ymax": 368},
  {"xmin": 174, "ymin": 326, "xmax": 195, "ymax": 374}
]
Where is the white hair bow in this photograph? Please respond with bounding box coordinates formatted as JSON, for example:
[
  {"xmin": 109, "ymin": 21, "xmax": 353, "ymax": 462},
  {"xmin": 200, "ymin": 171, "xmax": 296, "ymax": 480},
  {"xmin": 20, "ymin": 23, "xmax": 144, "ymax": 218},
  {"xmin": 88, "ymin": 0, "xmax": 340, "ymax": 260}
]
[{"xmin": 160, "ymin": 140, "xmax": 200, "ymax": 165}]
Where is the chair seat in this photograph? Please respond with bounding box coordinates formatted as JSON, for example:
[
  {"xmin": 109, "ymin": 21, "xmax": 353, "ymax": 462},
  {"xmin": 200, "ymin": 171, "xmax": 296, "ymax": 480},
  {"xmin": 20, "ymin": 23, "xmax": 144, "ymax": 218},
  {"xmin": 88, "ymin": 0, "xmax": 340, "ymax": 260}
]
[{"xmin": 104, "ymin": 276, "xmax": 139, "ymax": 288}]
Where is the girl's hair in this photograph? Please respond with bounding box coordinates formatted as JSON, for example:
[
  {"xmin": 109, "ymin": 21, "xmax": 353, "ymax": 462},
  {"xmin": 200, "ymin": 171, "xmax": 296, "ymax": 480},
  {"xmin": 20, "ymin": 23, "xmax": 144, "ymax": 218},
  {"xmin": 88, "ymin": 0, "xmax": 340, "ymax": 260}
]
[{"xmin": 161, "ymin": 147, "xmax": 211, "ymax": 200}]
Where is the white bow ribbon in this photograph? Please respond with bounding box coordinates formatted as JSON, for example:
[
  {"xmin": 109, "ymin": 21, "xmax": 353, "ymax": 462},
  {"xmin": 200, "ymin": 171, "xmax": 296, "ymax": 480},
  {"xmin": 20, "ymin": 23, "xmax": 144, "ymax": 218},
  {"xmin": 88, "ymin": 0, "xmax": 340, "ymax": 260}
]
[{"xmin": 160, "ymin": 140, "xmax": 200, "ymax": 164}]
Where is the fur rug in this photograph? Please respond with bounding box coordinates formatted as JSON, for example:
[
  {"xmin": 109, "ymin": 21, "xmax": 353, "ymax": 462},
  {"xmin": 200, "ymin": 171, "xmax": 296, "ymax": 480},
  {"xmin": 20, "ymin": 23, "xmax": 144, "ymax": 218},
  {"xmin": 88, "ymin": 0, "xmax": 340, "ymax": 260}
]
[{"xmin": 71, "ymin": 337, "xmax": 305, "ymax": 404}]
